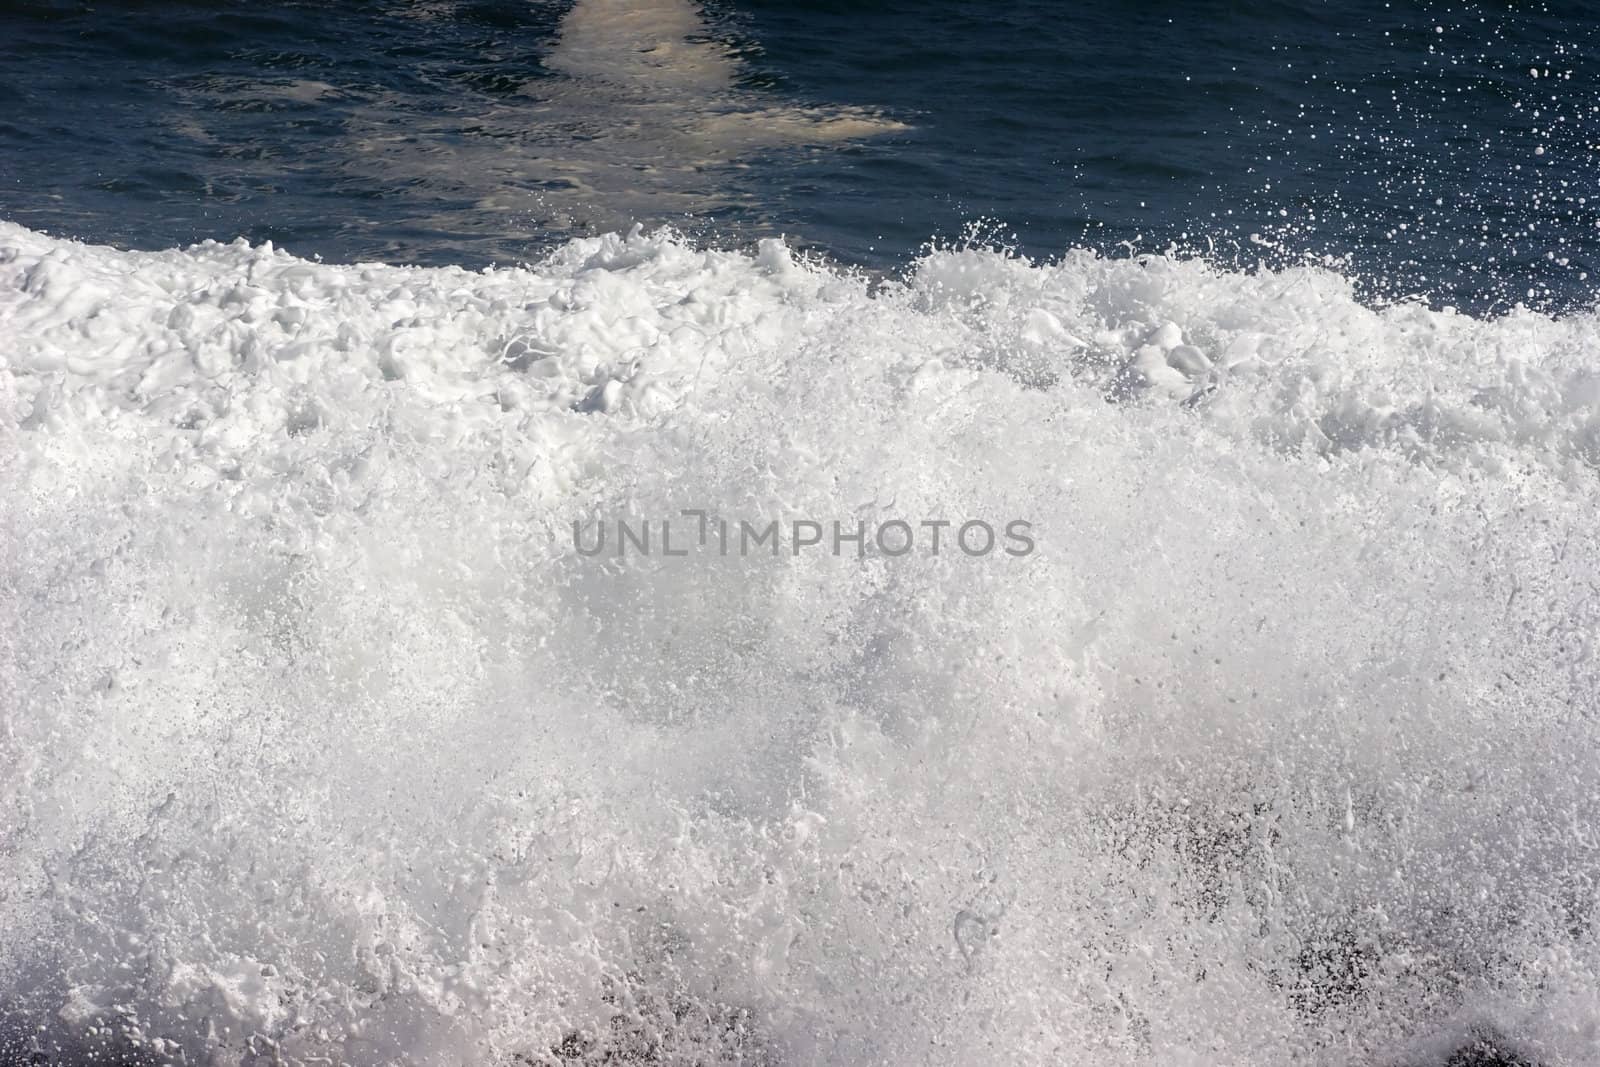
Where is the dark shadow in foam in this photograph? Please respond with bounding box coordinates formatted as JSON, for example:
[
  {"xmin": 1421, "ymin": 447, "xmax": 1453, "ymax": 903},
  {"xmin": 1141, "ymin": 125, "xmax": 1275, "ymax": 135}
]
[
  {"xmin": 0, "ymin": 1007, "xmax": 164, "ymax": 1066},
  {"xmin": 1439, "ymin": 1030, "xmax": 1535, "ymax": 1067}
]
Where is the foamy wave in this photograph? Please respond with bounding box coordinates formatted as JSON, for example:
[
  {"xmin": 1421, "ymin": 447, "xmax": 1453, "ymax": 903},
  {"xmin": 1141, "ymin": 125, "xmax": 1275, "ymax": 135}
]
[{"xmin": 3, "ymin": 222, "xmax": 1600, "ymax": 1065}]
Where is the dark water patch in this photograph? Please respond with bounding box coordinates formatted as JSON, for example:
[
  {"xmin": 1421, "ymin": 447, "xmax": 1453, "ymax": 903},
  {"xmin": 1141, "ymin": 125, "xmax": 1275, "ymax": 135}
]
[
  {"xmin": 1, "ymin": 0, "xmax": 1596, "ymax": 312},
  {"xmin": 1441, "ymin": 1031, "xmax": 1536, "ymax": 1067}
]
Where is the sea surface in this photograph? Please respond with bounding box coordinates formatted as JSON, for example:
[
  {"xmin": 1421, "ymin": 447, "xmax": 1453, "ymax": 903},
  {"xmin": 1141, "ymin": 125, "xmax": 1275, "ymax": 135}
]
[
  {"xmin": 2, "ymin": 0, "xmax": 1598, "ymax": 310},
  {"xmin": 4, "ymin": 3, "xmax": 1600, "ymax": 1066}
]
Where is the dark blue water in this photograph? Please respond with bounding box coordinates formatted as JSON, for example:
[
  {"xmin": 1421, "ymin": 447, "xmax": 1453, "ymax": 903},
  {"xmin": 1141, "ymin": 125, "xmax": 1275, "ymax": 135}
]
[{"xmin": 2, "ymin": 0, "xmax": 1597, "ymax": 312}]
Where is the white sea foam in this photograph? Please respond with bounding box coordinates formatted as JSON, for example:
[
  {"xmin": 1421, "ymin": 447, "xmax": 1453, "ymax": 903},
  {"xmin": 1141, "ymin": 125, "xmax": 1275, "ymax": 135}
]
[{"xmin": 3, "ymin": 220, "xmax": 1600, "ymax": 1065}]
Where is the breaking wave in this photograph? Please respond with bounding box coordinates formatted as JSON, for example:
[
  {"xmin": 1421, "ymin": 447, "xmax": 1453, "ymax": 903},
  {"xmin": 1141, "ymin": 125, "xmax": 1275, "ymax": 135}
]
[{"xmin": 3, "ymin": 220, "xmax": 1600, "ymax": 1065}]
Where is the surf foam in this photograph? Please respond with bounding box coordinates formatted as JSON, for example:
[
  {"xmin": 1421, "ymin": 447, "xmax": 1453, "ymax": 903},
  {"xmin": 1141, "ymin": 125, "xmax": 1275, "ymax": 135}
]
[{"xmin": 3, "ymin": 221, "xmax": 1600, "ymax": 1065}]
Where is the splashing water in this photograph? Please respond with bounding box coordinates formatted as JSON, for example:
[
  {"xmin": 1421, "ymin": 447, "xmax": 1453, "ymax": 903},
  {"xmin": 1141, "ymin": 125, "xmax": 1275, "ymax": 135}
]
[{"xmin": 4, "ymin": 217, "xmax": 1600, "ymax": 1064}]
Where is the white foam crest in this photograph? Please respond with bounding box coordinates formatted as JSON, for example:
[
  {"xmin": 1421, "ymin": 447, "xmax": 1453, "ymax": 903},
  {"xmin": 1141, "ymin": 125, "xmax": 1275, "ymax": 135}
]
[{"xmin": 3, "ymin": 222, "xmax": 1600, "ymax": 1065}]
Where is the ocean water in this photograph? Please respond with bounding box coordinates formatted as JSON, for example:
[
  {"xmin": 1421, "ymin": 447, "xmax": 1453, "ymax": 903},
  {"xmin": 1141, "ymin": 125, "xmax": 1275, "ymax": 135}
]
[
  {"xmin": 3, "ymin": 0, "xmax": 1598, "ymax": 310},
  {"xmin": 4, "ymin": 2, "xmax": 1600, "ymax": 1066}
]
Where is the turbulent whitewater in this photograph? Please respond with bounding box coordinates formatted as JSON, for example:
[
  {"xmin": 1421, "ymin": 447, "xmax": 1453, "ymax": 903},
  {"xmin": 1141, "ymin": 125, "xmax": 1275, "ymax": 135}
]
[{"xmin": 3, "ymin": 220, "xmax": 1600, "ymax": 1065}]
